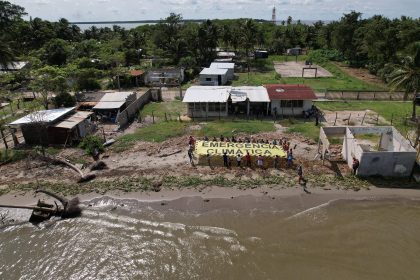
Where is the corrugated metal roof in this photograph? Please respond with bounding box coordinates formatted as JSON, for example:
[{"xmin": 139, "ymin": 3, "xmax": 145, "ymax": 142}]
[
  {"xmin": 210, "ymin": 63, "xmax": 235, "ymax": 69},
  {"xmin": 183, "ymin": 86, "xmax": 231, "ymax": 103},
  {"xmin": 9, "ymin": 107, "xmax": 75, "ymax": 126},
  {"xmin": 231, "ymin": 86, "xmax": 270, "ymax": 103},
  {"xmin": 217, "ymin": 51, "xmax": 236, "ymax": 57},
  {"xmin": 93, "ymin": 92, "xmax": 134, "ymax": 110},
  {"xmin": 0, "ymin": 61, "xmax": 28, "ymax": 71},
  {"xmin": 200, "ymin": 68, "xmax": 228, "ymax": 75},
  {"xmin": 183, "ymin": 86, "xmax": 269, "ymax": 103},
  {"xmin": 129, "ymin": 70, "xmax": 145, "ymax": 76},
  {"xmin": 53, "ymin": 111, "xmax": 93, "ymax": 129},
  {"xmin": 93, "ymin": 101, "xmax": 126, "ymax": 110},
  {"xmin": 214, "ymin": 58, "xmax": 233, "ymax": 63},
  {"xmin": 265, "ymin": 84, "xmax": 317, "ymax": 100}
]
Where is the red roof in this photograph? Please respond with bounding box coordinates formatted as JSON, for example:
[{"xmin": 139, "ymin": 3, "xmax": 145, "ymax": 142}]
[
  {"xmin": 129, "ymin": 70, "xmax": 145, "ymax": 76},
  {"xmin": 264, "ymin": 84, "xmax": 317, "ymax": 101}
]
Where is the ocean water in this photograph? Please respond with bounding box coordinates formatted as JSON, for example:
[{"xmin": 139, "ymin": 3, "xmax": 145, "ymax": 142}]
[{"xmin": 1, "ymin": 196, "xmax": 420, "ymax": 279}]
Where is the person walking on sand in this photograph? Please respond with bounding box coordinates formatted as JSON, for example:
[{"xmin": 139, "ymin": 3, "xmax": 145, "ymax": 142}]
[
  {"xmin": 189, "ymin": 136, "xmax": 196, "ymax": 147},
  {"xmin": 352, "ymin": 157, "xmax": 360, "ymax": 175},
  {"xmin": 188, "ymin": 149, "xmax": 193, "ymax": 164},
  {"xmin": 245, "ymin": 152, "xmax": 251, "ymax": 168},
  {"xmin": 223, "ymin": 152, "xmax": 229, "ymax": 167},
  {"xmin": 297, "ymin": 165, "xmax": 305, "ymax": 184},
  {"xmin": 236, "ymin": 153, "xmax": 242, "ymax": 167}
]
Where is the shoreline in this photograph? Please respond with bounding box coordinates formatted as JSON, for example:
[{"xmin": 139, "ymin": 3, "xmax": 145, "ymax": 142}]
[{"xmin": 2, "ymin": 184, "xmax": 420, "ymax": 210}]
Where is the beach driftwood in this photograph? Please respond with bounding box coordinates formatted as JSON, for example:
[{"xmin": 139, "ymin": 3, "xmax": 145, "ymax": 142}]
[
  {"xmin": 39, "ymin": 155, "xmax": 96, "ymax": 183},
  {"xmin": 158, "ymin": 150, "xmax": 182, "ymax": 158},
  {"xmin": 0, "ymin": 189, "xmax": 82, "ymax": 223}
]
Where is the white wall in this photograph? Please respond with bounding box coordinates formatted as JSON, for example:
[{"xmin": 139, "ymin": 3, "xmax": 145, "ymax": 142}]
[
  {"xmin": 271, "ymin": 100, "xmax": 313, "ymax": 116},
  {"xmin": 199, "ymin": 74, "xmax": 228, "ymax": 86},
  {"xmin": 187, "ymin": 102, "xmax": 228, "ymax": 118}
]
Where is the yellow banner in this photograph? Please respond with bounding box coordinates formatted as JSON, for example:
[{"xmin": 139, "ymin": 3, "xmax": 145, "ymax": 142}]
[{"xmin": 195, "ymin": 141, "xmax": 286, "ymax": 158}]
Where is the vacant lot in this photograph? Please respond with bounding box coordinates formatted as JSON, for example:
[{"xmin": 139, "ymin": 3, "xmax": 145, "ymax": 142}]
[{"xmin": 274, "ymin": 61, "xmax": 333, "ymax": 78}]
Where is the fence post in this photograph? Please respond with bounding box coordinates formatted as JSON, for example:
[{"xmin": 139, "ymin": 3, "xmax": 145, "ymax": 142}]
[
  {"xmin": 348, "ymin": 113, "xmax": 351, "ymax": 125},
  {"xmin": 333, "ymin": 112, "xmax": 337, "ymax": 126},
  {"xmin": 0, "ymin": 128, "xmax": 8, "ymax": 149},
  {"xmin": 152, "ymin": 111, "xmax": 155, "ymax": 124},
  {"xmin": 165, "ymin": 112, "xmax": 167, "ymax": 122},
  {"xmin": 361, "ymin": 112, "xmax": 367, "ymax": 125}
]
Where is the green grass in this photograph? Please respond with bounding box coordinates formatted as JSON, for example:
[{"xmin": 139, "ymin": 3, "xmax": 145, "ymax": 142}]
[
  {"xmin": 278, "ymin": 119, "xmax": 321, "ymax": 141},
  {"xmin": 0, "ymin": 149, "xmax": 28, "ymax": 164},
  {"xmin": 194, "ymin": 120, "xmax": 276, "ymax": 138},
  {"xmin": 315, "ymin": 101, "xmax": 413, "ymax": 132},
  {"xmin": 140, "ymin": 101, "xmax": 187, "ymax": 119},
  {"xmin": 115, "ymin": 121, "xmax": 188, "ymax": 149},
  {"xmin": 232, "ymin": 56, "xmax": 385, "ymax": 91}
]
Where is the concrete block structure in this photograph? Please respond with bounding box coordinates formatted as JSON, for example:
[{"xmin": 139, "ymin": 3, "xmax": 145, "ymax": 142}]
[
  {"xmin": 199, "ymin": 68, "xmax": 229, "ymax": 86},
  {"xmin": 183, "ymin": 86, "xmax": 270, "ymax": 118},
  {"xmin": 265, "ymin": 84, "xmax": 316, "ymax": 117},
  {"xmin": 319, "ymin": 126, "xmax": 417, "ymax": 177},
  {"xmin": 210, "ymin": 63, "xmax": 235, "ymax": 80}
]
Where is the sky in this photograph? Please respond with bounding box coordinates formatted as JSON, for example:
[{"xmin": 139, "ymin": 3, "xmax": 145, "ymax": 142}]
[{"xmin": 9, "ymin": 0, "xmax": 420, "ymax": 22}]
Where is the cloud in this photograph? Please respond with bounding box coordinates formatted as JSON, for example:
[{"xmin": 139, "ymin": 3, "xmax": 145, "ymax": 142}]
[
  {"xmin": 10, "ymin": 0, "xmax": 420, "ymax": 22},
  {"xmin": 34, "ymin": 0, "xmax": 50, "ymax": 5}
]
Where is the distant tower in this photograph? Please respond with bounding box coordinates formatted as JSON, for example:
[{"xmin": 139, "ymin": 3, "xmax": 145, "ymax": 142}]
[{"xmin": 272, "ymin": 6, "xmax": 276, "ymax": 24}]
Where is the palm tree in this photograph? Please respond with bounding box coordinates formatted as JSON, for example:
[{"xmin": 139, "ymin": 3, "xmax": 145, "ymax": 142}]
[
  {"xmin": 389, "ymin": 42, "xmax": 420, "ymax": 120},
  {"xmin": 0, "ymin": 39, "xmax": 14, "ymax": 69},
  {"xmin": 240, "ymin": 19, "xmax": 258, "ymax": 77}
]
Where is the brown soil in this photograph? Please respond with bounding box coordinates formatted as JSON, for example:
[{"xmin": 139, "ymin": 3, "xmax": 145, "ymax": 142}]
[
  {"xmin": 333, "ymin": 62, "xmax": 387, "ymax": 88},
  {"xmin": 0, "ymin": 126, "xmax": 339, "ymax": 188},
  {"xmin": 322, "ymin": 110, "xmax": 389, "ymax": 126}
]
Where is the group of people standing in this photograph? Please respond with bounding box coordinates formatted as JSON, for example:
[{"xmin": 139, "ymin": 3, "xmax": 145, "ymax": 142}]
[{"xmin": 186, "ymin": 135, "xmax": 307, "ymax": 184}]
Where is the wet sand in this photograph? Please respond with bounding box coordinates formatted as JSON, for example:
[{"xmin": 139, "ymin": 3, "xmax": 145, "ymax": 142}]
[{"xmin": 2, "ymin": 185, "xmax": 420, "ymax": 212}]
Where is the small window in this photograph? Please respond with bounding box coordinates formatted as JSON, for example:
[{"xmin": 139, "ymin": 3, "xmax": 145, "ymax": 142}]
[
  {"xmin": 280, "ymin": 100, "xmax": 303, "ymax": 108},
  {"xmin": 205, "ymin": 78, "xmax": 212, "ymax": 81}
]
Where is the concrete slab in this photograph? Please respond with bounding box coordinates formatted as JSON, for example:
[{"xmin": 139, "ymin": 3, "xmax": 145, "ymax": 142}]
[{"xmin": 274, "ymin": 61, "xmax": 333, "ymax": 78}]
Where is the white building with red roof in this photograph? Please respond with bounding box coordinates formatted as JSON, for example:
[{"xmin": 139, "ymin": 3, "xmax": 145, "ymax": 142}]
[{"xmin": 265, "ymin": 84, "xmax": 317, "ymax": 116}]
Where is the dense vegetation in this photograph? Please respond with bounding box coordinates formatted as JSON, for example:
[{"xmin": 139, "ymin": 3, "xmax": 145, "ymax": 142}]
[{"xmin": 0, "ymin": 1, "xmax": 419, "ymax": 101}]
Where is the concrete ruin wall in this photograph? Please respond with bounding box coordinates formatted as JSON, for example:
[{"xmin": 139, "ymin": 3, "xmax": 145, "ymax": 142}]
[
  {"xmin": 358, "ymin": 151, "xmax": 416, "ymax": 177},
  {"xmin": 320, "ymin": 126, "xmax": 416, "ymax": 177},
  {"xmin": 391, "ymin": 127, "xmax": 415, "ymax": 152},
  {"xmin": 116, "ymin": 89, "xmax": 161, "ymax": 127},
  {"xmin": 341, "ymin": 127, "xmax": 364, "ymax": 167}
]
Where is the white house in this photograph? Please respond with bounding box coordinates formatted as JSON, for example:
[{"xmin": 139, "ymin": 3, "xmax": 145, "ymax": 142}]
[
  {"xmin": 183, "ymin": 86, "xmax": 230, "ymax": 118},
  {"xmin": 199, "ymin": 68, "xmax": 229, "ymax": 86},
  {"xmin": 183, "ymin": 86, "xmax": 271, "ymax": 118},
  {"xmin": 265, "ymin": 84, "xmax": 317, "ymax": 116},
  {"xmin": 210, "ymin": 63, "xmax": 235, "ymax": 80}
]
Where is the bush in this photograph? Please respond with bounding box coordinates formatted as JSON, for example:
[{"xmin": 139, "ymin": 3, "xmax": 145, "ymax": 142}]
[
  {"xmin": 308, "ymin": 49, "xmax": 344, "ymax": 64},
  {"xmin": 79, "ymin": 135, "xmax": 104, "ymax": 155},
  {"xmin": 53, "ymin": 91, "xmax": 76, "ymax": 108}
]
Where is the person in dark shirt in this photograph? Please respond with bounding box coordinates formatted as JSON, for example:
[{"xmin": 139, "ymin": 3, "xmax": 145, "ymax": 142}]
[
  {"xmin": 352, "ymin": 157, "xmax": 360, "ymax": 175},
  {"xmin": 223, "ymin": 152, "xmax": 228, "ymax": 167}
]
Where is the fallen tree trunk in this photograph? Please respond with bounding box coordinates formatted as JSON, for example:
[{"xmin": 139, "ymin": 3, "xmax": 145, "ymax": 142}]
[
  {"xmin": 158, "ymin": 150, "xmax": 182, "ymax": 158},
  {"xmin": 38, "ymin": 155, "xmax": 95, "ymax": 182}
]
